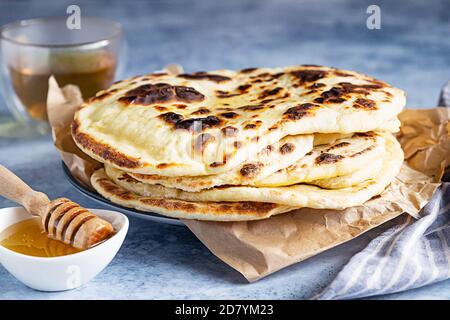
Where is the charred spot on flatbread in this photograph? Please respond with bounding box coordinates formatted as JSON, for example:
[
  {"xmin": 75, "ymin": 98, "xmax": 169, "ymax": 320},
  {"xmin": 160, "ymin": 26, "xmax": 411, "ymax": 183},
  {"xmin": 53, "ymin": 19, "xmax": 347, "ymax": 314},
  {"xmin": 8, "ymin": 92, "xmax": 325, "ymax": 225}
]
[
  {"xmin": 283, "ymin": 103, "xmax": 320, "ymax": 120},
  {"xmin": 353, "ymin": 98, "xmax": 377, "ymax": 110},
  {"xmin": 243, "ymin": 120, "xmax": 262, "ymax": 130},
  {"xmin": 258, "ymin": 87, "xmax": 283, "ymax": 99},
  {"xmin": 326, "ymin": 142, "xmax": 351, "ymax": 151},
  {"xmin": 315, "ymin": 153, "xmax": 344, "ymax": 165},
  {"xmin": 290, "ymin": 69, "xmax": 328, "ymax": 83},
  {"xmin": 350, "ymin": 145, "xmax": 375, "ymax": 157},
  {"xmin": 240, "ymin": 162, "xmax": 264, "ymax": 178},
  {"xmin": 158, "ymin": 112, "xmax": 224, "ymax": 132},
  {"xmin": 118, "ymin": 83, "xmax": 205, "ymax": 105},
  {"xmin": 314, "ymin": 82, "xmax": 385, "ymax": 104},
  {"xmin": 239, "ymin": 67, "xmax": 258, "ymax": 73},
  {"xmin": 220, "ymin": 112, "xmax": 240, "ymax": 119},
  {"xmin": 280, "ymin": 143, "xmax": 295, "ymax": 154},
  {"xmin": 191, "ymin": 108, "xmax": 210, "ymax": 115},
  {"xmin": 178, "ymin": 72, "xmax": 231, "ymax": 83},
  {"xmin": 239, "ymin": 104, "xmax": 264, "ymax": 111}
]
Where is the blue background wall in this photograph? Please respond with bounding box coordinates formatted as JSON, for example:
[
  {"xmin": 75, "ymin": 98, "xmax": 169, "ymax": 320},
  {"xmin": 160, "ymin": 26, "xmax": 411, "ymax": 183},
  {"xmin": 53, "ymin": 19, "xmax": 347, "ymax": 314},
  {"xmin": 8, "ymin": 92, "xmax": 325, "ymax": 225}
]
[{"xmin": 0, "ymin": 0, "xmax": 448, "ymax": 108}]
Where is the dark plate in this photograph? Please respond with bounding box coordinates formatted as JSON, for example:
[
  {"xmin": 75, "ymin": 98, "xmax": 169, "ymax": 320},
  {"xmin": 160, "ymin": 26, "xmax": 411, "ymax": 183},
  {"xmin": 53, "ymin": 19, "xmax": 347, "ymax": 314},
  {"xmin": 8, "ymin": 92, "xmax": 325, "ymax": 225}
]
[{"xmin": 62, "ymin": 162, "xmax": 184, "ymax": 226}]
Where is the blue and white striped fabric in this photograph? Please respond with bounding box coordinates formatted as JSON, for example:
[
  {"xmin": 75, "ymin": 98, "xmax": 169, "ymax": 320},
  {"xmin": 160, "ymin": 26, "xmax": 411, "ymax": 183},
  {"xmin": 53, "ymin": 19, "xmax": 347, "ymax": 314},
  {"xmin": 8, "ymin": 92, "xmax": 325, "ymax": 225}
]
[
  {"xmin": 315, "ymin": 184, "xmax": 450, "ymax": 299},
  {"xmin": 315, "ymin": 83, "xmax": 450, "ymax": 300}
]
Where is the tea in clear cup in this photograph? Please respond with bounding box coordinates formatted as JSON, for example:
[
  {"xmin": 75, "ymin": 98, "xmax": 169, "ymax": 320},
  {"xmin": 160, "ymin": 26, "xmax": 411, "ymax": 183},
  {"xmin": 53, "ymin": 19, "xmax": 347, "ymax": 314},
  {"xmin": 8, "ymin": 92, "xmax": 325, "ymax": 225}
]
[
  {"xmin": 9, "ymin": 50, "xmax": 117, "ymax": 121},
  {"xmin": 0, "ymin": 17, "xmax": 126, "ymax": 131}
]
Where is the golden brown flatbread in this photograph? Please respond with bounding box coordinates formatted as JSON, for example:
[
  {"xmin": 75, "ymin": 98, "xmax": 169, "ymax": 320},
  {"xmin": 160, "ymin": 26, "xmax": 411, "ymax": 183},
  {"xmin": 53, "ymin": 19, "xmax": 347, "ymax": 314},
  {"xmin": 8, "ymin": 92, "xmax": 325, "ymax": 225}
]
[
  {"xmin": 91, "ymin": 168, "xmax": 294, "ymax": 221},
  {"xmin": 73, "ymin": 65, "xmax": 405, "ymax": 176}
]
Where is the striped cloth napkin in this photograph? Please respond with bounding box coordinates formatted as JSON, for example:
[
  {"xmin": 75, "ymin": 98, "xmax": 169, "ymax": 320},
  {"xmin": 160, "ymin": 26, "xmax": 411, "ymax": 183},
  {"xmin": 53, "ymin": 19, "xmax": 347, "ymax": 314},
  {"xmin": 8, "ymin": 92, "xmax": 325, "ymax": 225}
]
[{"xmin": 314, "ymin": 82, "xmax": 450, "ymax": 300}]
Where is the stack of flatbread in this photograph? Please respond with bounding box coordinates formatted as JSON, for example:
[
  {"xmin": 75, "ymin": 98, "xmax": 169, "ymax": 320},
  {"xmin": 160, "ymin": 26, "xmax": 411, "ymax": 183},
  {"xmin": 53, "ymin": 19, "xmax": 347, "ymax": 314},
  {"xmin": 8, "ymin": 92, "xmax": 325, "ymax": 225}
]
[{"xmin": 72, "ymin": 65, "xmax": 406, "ymax": 221}]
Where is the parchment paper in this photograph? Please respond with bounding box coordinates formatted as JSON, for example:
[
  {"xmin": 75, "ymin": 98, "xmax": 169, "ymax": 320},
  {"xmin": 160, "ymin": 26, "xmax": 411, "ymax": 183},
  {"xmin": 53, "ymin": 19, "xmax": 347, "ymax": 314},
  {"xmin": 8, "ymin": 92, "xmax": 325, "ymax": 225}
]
[
  {"xmin": 398, "ymin": 108, "xmax": 450, "ymax": 180},
  {"xmin": 47, "ymin": 77, "xmax": 102, "ymax": 189},
  {"xmin": 47, "ymin": 73, "xmax": 444, "ymax": 282}
]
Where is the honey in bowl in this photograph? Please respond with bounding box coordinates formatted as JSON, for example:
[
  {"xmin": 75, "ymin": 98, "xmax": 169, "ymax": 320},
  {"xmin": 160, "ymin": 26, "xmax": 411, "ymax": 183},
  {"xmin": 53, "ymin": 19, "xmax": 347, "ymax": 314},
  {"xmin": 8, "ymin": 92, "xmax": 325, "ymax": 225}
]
[{"xmin": 0, "ymin": 218, "xmax": 81, "ymax": 257}]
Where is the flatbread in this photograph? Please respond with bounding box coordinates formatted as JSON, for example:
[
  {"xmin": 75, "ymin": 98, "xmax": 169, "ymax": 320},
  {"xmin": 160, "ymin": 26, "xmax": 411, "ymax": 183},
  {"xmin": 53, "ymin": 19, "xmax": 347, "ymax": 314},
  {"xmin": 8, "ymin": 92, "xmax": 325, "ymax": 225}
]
[
  {"xmin": 106, "ymin": 132, "xmax": 403, "ymax": 208},
  {"xmin": 127, "ymin": 134, "xmax": 314, "ymax": 192},
  {"xmin": 310, "ymin": 157, "xmax": 383, "ymax": 189},
  {"xmin": 254, "ymin": 131, "xmax": 386, "ymax": 187},
  {"xmin": 91, "ymin": 168, "xmax": 294, "ymax": 221},
  {"xmin": 73, "ymin": 65, "xmax": 405, "ymax": 176},
  {"xmin": 127, "ymin": 131, "xmax": 386, "ymax": 191}
]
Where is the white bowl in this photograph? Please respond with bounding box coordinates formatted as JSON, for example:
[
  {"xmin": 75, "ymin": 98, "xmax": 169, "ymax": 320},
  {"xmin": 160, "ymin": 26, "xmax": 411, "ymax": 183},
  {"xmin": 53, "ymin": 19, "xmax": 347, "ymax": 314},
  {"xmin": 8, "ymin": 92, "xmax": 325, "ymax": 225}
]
[{"xmin": 0, "ymin": 207, "xmax": 128, "ymax": 292}]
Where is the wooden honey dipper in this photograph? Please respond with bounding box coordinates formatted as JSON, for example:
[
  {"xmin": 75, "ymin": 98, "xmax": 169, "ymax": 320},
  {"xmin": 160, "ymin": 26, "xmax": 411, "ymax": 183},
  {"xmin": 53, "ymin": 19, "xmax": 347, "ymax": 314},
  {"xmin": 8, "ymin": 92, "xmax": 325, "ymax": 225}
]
[{"xmin": 0, "ymin": 165, "xmax": 114, "ymax": 250}]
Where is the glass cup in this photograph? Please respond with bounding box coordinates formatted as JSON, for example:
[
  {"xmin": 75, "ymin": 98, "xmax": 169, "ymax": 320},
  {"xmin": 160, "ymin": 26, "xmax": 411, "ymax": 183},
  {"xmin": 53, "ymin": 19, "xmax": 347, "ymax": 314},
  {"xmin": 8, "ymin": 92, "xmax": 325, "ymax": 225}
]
[{"xmin": 0, "ymin": 17, "xmax": 126, "ymax": 136}]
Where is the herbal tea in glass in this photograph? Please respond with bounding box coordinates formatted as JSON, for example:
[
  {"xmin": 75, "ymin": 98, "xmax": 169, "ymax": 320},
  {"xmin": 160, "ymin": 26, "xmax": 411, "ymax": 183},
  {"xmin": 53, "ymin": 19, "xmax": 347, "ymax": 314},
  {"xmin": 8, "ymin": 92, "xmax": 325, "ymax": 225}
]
[
  {"xmin": 9, "ymin": 50, "xmax": 116, "ymax": 121},
  {"xmin": 0, "ymin": 17, "xmax": 125, "ymax": 133}
]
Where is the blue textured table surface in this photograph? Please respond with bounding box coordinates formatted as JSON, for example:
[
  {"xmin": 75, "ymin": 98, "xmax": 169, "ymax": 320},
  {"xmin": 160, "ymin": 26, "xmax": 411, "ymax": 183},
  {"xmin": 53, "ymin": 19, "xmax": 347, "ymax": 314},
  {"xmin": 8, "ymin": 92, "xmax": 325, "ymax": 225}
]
[{"xmin": 0, "ymin": 0, "xmax": 449, "ymax": 299}]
